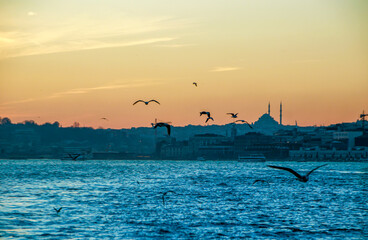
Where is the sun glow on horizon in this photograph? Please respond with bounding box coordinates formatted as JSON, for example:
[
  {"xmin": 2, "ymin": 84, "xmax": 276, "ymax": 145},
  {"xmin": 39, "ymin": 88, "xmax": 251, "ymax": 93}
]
[{"xmin": 0, "ymin": 0, "xmax": 367, "ymax": 129}]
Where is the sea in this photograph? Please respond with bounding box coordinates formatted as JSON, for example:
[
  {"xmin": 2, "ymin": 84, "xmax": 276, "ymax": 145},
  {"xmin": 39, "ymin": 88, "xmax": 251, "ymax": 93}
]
[{"xmin": 0, "ymin": 160, "xmax": 367, "ymax": 239}]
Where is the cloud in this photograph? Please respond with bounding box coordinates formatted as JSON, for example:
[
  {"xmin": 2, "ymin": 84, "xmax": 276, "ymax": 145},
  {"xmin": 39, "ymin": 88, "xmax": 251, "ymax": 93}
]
[
  {"xmin": 210, "ymin": 67, "xmax": 240, "ymax": 72},
  {"xmin": 0, "ymin": 81, "xmax": 162, "ymax": 107},
  {"xmin": 156, "ymin": 43, "xmax": 195, "ymax": 48},
  {"xmin": 0, "ymin": 16, "xmax": 184, "ymax": 59}
]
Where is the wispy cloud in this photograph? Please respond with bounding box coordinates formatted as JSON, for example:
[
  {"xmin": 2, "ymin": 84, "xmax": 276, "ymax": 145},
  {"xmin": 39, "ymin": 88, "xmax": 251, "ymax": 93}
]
[
  {"xmin": 0, "ymin": 81, "xmax": 162, "ymax": 107},
  {"xmin": 0, "ymin": 15, "xmax": 185, "ymax": 59},
  {"xmin": 210, "ymin": 67, "xmax": 240, "ymax": 72},
  {"xmin": 156, "ymin": 43, "xmax": 195, "ymax": 48}
]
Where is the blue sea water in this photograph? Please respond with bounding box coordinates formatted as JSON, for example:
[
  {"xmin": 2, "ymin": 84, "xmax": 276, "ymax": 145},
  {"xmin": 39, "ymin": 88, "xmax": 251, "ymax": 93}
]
[{"xmin": 0, "ymin": 160, "xmax": 367, "ymax": 239}]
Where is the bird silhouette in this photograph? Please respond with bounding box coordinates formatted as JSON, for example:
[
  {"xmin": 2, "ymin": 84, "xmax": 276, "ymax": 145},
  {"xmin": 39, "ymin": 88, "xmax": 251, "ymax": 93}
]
[
  {"xmin": 193, "ymin": 82, "xmax": 198, "ymax": 87},
  {"xmin": 162, "ymin": 191, "xmax": 176, "ymax": 206},
  {"xmin": 205, "ymin": 117, "xmax": 214, "ymax": 123},
  {"xmin": 267, "ymin": 164, "xmax": 327, "ymax": 182},
  {"xmin": 153, "ymin": 122, "xmax": 172, "ymax": 136},
  {"xmin": 133, "ymin": 100, "xmax": 160, "ymax": 105},
  {"xmin": 234, "ymin": 120, "xmax": 253, "ymax": 129},
  {"xmin": 101, "ymin": 117, "xmax": 108, "ymax": 121},
  {"xmin": 68, "ymin": 153, "xmax": 81, "ymax": 160},
  {"xmin": 252, "ymin": 180, "xmax": 269, "ymax": 185},
  {"xmin": 227, "ymin": 113, "xmax": 238, "ymax": 118},
  {"xmin": 53, "ymin": 207, "xmax": 62, "ymax": 214},
  {"xmin": 200, "ymin": 111, "xmax": 211, "ymax": 118}
]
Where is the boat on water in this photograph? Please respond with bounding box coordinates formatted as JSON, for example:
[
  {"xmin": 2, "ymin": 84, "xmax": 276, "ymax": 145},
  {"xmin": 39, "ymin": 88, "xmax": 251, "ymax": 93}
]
[{"xmin": 238, "ymin": 154, "xmax": 266, "ymax": 162}]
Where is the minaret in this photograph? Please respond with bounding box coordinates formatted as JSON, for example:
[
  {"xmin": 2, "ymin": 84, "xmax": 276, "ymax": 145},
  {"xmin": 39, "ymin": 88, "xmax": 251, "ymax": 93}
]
[
  {"xmin": 268, "ymin": 102, "xmax": 270, "ymax": 115},
  {"xmin": 280, "ymin": 102, "xmax": 282, "ymax": 125}
]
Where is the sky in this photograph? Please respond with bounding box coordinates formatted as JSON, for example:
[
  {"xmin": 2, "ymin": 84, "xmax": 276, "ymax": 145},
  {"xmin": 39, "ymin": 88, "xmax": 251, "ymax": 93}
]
[{"xmin": 0, "ymin": 0, "xmax": 367, "ymax": 129}]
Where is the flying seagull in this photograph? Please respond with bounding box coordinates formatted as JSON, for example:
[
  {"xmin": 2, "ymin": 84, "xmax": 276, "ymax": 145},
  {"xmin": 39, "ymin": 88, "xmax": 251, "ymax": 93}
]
[
  {"xmin": 200, "ymin": 111, "xmax": 211, "ymax": 118},
  {"xmin": 53, "ymin": 207, "xmax": 62, "ymax": 214},
  {"xmin": 100, "ymin": 117, "xmax": 108, "ymax": 121},
  {"xmin": 153, "ymin": 122, "xmax": 172, "ymax": 136},
  {"xmin": 252, "ymin": 180, "xmax": 269, "ymax": 185},
  {"xmin": 193, "ymin": 82, "xmax": 198, "ymax": 87},
  {"xmin": 234, "ymin": 120, "xmax": 253, "ymax": 129},
  {"xmin": 133, "ymin": 100, "xmax": 160, "ymax": 105},
  {"xmin": 267, "ymin": 164, "xmax": 328, "ymax": 182},
  {"xmin": 68, "ymin": 153, "xmax": 81, "ymax": 160},
  {"xmin": 227, "ymin": 113, "xmax": 238, "ymax": 118},
  {"xmin": 205, "ymin": 117, "xmax": 214, "ymax": 123},
  {"xmin": 162, "ymin": 190, "xmax": 176, "ymax": 206}
]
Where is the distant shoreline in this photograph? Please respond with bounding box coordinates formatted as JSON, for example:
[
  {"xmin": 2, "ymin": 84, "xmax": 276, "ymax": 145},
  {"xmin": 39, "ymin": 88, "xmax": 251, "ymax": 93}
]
[{"xmin": 1, "ymin": 158, "xmax": 368, "ymax": 162}]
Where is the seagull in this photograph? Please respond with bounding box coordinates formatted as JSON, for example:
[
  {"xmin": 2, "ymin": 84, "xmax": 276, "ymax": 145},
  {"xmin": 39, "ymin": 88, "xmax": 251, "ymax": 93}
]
[
  {"xmin": 200, "ymin": 111, "xmax": 211, "ymax": 118},
  {"xmin": 153, "ymin": 122, "xmax": 172, "ymax": 136},
  {"xmin": 205, "ymin": 117, "xmax": 214, "ymax": 123},
  {"xmin": 133, "ymin": 100, "xmax": 160, "ymax": 105},
  {"xmin": 227, "ymin": 113, "xmax": 238, "ymax": 118},
  {"xmin": 193, "ymin": 82, "xmax": 198, "ymax": 87},
  {"xmin": 252, "ymin": 180, "xmax": 269, "ymax": 185},
  {"xmin": 68, "ymin": 153, "xmax": 81, "ymax": 160},
  {"xmin": 101, "ymin": 117, "xmax": 108, "ymax": 121},
  {"xmin": 234, "ymin": 120, "xmax": 253, "ymax": 129},
  {"xmin": 162, "ymin": 191, "xmax": 176, "ymax": 206},
  {"xmin": 53, "ymin": 207, "xmax": 62, "ymax": 214},
  {"xmin": 267, "ymin": 164, "xmax": 328, "ymax": 182}
]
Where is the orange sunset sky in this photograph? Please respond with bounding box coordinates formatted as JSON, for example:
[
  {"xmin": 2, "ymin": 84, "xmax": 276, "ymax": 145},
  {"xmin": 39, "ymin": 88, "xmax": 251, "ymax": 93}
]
[{"xmin": 0, "ymin": 0, "xmax": 367, "ymax": 129}]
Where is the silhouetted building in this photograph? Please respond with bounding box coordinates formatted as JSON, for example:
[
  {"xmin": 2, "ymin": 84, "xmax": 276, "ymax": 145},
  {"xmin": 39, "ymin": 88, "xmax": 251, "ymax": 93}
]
[
  {"xmin": 355, "ymin": 134, "xmax": 368, "ymax": 147},
  {"xmin": 189, "ymin": 134, "xmax": 234, "ymax": 159}
]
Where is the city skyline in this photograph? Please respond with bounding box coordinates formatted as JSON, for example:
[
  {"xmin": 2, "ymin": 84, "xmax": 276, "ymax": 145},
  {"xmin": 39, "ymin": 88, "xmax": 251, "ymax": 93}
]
[{"xmin": 1, "ymin": 0, "xmax": 367, "ymax": 129}]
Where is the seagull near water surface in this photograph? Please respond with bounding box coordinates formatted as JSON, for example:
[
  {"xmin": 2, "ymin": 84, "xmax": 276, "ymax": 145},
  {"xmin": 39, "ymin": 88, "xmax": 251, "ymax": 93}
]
[
  {"xmin": 267, "ymin": 164, "xmax": 328, "ymax": 182},
  {"xmin": 133, "ymin": 99, "xmax": 160, "ymax": 105},
  {"xmin": 53, "ymin": 207, "xmax": 62, "ymax": 214}
]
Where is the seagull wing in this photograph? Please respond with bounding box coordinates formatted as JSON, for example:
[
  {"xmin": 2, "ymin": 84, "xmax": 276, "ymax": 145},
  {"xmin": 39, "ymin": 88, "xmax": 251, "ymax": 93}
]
[
  {"xmin": 267, "ymin": 165, "xmax": 303, "ymax": 179},
  {"xmin": 306, "ymin": 164, "xmax": 327, "ymax": 177},
  {"xmin": 149, "ymin": 100, "xmax": 160, "ymax": 105},
  {"xmin": 165, "ymin": 124, "xmax": 171, "ymax": 136},
  {"xmin": 133, "ymin": 100, "xmax": 144, "ymax": 105},
  {"xmin": 227, "ymin": 113, "xmax": 233, "ymax": 115},
  {"xmin": 245, "ymin": 121, "xmax": 253, "ymax": 129}
]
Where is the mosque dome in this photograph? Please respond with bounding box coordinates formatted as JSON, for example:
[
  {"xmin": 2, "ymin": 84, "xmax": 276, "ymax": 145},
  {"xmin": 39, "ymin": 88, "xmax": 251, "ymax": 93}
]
[{"xmin": 253, "ymin": 113, "xmax": 279, "ymax": 128}]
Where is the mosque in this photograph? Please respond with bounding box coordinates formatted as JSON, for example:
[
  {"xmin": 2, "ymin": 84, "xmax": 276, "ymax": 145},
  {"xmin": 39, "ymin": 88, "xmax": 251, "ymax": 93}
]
[{"xmin": 253, "ymin": 102, "xmax": 283, "ymax": 131}]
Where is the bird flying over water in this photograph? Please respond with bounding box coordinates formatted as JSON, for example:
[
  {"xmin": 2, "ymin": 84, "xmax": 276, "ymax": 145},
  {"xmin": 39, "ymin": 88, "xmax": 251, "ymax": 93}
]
[
  {"xmin": 267, "ymin": 164, "xmax": 327, "ymax": 182},
  {"xmin": 193, "ymin": 82, "xmax": 197, "ymax": 87},
  {"xmin": 162, "ymin": 191, "xmax": 176, "ymax": 206},
  {"xmin": 227, "ymin": 113, "xmax": 238, "ymax": 118},
  {"xmin": 234, "ymin": 120, "xmax": 253, "ymax": 129},
  {"xmin": 68, "ymin": 153, "xmax": 81, "ymax": 160},
  {"xmin": 153, "ymin": 122, "xmax": 172, "ymax": 136},
  {"xmin": 133, "ymin": 100, "xmax": 160, "ymax": 105},
  {"xmin": 252, "ymin": 180, "xmax": 269, "ymax": 185},
  {"xmin": 53, "ymin": 207, "xmax": 62, "ymax": 214}
]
